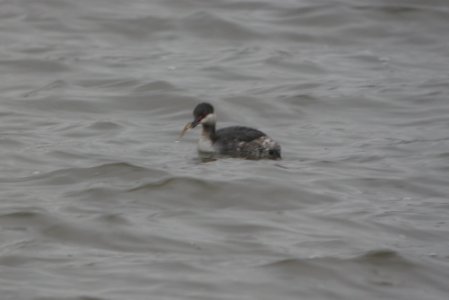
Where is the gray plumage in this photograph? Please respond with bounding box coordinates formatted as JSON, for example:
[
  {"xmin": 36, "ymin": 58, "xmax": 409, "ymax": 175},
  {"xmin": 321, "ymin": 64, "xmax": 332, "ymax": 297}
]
[
  {"xmin": 185, "ymin": 103, "xmax": 281, "ymax": 160},
  {"xmin": 214, "ymin": 126, "xmax": 281, "ymax": 159}
]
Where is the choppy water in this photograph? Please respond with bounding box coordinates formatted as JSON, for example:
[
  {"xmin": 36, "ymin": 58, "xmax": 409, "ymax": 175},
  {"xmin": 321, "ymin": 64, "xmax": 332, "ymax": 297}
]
[{"xmin": 1, "ymin": 0, "xmax": 449, "ymax": 299}]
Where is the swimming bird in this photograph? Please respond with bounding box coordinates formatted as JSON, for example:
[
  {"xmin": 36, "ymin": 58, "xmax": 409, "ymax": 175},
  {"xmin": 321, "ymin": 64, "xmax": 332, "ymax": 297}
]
[{"xmin": 179, "ymin": 102, "xmax": 281, "ymax": 160}]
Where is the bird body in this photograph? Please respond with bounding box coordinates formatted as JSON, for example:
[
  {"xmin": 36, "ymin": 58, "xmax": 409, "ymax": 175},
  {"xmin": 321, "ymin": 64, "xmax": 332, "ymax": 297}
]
[{"xmin": 179, "ymin": 103, "xmax": 281, "ymax": 160}]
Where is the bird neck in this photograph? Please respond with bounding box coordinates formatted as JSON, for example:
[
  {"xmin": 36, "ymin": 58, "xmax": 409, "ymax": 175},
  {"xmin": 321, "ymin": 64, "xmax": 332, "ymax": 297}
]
[{"xmin": 201, "ymin": 123, "xmax": 216, "ymax": 141}]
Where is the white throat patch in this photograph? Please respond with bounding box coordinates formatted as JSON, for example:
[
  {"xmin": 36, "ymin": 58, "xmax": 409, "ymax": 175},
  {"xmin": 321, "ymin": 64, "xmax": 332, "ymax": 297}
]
[{"xmin": 200, "ymin": 113, "xmax": 216, "ymax": 125}]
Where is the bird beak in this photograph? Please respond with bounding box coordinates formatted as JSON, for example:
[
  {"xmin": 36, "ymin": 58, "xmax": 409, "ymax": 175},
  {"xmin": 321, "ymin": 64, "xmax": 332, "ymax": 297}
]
[
  {"xmin": 190, "ymin": 117, "xmax": 202, "ymax": 128},
  {"xmin": 178, "ymin": 116, "xmax": 203, "ymax": 139}
]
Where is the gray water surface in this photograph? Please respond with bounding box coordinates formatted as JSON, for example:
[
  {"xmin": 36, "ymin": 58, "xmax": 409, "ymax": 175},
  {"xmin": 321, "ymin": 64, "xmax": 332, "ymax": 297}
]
[{"xmin": 1, "ymin": 0, "xmax": 449, "ymax": 299}]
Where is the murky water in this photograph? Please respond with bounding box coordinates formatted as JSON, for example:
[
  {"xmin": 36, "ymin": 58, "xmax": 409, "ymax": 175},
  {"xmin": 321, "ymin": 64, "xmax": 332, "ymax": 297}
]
[{"xmin": 1, "ymin": 0, "xmax": 449, "ymax": 299}]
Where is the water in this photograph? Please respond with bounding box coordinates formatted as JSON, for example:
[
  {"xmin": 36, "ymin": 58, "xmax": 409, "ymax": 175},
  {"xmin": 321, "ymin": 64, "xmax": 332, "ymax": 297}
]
[{"xmin": 1, "ymin": 0, "xmax": 449, "ymax": 299}]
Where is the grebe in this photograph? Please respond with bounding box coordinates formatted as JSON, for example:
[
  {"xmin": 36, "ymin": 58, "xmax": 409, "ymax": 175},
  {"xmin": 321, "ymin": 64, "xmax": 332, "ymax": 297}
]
[{"xmin": 179, "ymin": 102, "xmax": 281, "ymax": 160}]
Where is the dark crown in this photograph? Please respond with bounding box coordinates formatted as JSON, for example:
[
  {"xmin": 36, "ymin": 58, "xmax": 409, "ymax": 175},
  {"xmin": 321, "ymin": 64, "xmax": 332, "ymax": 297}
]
[{"xmin": 193, "ymin": 102, "xmax": 214, "ymax": 118}]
